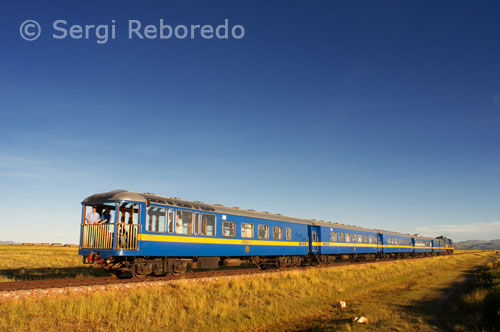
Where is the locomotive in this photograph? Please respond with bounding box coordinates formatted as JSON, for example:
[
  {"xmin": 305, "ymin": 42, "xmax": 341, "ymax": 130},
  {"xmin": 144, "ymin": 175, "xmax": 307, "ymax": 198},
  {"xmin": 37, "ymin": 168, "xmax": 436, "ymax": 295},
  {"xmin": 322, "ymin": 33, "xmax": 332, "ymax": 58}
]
[{"xmin": 79, "ymin": 190, "xmax": 453, "ymax": 277}]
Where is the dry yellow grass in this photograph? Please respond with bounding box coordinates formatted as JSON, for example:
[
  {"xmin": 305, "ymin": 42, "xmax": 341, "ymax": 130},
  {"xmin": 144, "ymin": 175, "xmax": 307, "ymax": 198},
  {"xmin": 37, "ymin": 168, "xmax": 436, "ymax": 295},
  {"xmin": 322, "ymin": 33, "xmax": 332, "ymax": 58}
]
[
  {"xmin": 0, "ymin": 251, "xmax": 496, "ymax": 332},
  {"xmin": 0, "ymin": 245, "xmax": 106, "ymax": 282},
  {"xmin": 441, "ymin": 254, "xmax": 500, "ymax": 332}
]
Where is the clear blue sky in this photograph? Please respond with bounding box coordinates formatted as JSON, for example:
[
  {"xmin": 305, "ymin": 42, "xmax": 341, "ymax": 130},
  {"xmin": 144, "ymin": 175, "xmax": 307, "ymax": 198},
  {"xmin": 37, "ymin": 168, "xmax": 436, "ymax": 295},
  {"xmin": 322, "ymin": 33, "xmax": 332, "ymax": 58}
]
[{"xmin": 1, "ymin": 1, "xmax": 499, "ymax": 243}]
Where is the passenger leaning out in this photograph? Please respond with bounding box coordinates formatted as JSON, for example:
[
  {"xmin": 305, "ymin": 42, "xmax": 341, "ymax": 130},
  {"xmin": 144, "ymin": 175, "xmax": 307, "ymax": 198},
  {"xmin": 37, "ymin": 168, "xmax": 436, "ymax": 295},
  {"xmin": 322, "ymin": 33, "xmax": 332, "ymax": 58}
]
[
  {"xmin": 97, "ymin": 209, "xmax": 112, "ymax": 225},
  {"xmin": 85, "ymin": 207, "xmax": 100, "ymax": 224}
]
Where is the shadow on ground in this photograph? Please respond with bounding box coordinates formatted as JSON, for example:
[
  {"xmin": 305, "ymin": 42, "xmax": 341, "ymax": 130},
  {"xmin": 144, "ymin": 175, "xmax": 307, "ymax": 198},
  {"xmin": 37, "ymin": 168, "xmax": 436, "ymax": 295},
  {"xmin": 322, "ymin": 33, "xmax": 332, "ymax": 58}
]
[
  {"xmin": 276, "ymin": 267, "xmax": 482, "ymax": 332},
  {"xmin": 396, "ymin": 266, "xmax": 480, "ymax": 332},
  {"xmin": 0, "ymin": 266, "xmax": 109, "ymax": 281}
]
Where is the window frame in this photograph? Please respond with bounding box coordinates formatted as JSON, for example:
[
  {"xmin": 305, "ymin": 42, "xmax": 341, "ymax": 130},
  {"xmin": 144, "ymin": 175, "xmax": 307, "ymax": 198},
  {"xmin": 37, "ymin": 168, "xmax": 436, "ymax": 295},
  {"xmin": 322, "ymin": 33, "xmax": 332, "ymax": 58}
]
[
  {"xmin": 273, "ymin": 226, "xmax": 283, "ymax": 240},
  {"xmin": 222, "ymin": 221, "xmax": 236, "ymax": 237},
  {"xmin": 241, "ymin": 223, "xmax": 254, "ymax": 238},
  {"xmin": 194, "ymin": 212, "xmax": 200, "ymax": 235},
  {"xmin": 258, "ymin": 224, "xmax": 269, "ymax": 239},
  {"xmin": 338, "ymin": 232, "xmax": 344, "ymax": 242},
  {"xmin": 201, "ymin": 213, "xmax": 216, "ymax": 236},
  {"xmin": 146, "ymin": 205, "xmax": 167, "ymax": 233},
  {"xmin": 167, "ymin": 208, "xmax": 174, "ymax": 233},
  {"xmin": 175, "ymin": 209, "xmax": 193, "ymax": 235}
]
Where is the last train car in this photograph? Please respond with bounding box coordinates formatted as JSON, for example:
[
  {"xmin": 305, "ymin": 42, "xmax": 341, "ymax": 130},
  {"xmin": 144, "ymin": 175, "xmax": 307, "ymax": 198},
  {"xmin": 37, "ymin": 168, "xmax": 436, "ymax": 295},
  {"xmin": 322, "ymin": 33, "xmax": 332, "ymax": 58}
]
[{"xmin": 79, "ymin": 190, "xmax": 312, "ymax": 277}]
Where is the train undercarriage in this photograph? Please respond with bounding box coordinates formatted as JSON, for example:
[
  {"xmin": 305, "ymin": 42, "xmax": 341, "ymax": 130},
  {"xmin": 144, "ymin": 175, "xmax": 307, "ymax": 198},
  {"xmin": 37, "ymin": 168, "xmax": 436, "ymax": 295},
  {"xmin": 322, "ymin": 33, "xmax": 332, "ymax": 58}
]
[{"xmin": 84, "ymin": 251, "xmax": 451, "ymax": 278}]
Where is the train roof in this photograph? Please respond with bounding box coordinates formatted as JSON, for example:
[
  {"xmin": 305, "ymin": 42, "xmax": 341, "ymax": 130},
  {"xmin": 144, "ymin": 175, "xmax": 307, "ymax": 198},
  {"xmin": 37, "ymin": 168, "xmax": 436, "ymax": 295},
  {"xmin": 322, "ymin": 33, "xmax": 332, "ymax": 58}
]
[{"xmin": 82, "ymin": 190, "xmax": 438, "ymax": 241}]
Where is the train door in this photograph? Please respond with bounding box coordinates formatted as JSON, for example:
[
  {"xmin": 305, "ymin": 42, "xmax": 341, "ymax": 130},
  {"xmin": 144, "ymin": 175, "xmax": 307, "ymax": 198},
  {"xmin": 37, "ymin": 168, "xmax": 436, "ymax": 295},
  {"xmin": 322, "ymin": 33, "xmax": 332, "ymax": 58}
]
[
  {"xmin": 308, "ymin": 226, "xmax": 320, "ymax": 253},
  {"xmin": 377, "ymin": 234, "xmax": 383, "ymax": 253}
]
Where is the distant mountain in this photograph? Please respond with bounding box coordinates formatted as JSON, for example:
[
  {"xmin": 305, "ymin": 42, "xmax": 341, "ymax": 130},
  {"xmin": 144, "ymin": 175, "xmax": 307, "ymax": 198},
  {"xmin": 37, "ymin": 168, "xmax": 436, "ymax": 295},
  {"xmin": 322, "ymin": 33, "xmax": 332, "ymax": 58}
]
[
  {"xmin": 454, "ymin": 239, "xmax": 500, "ymax": 250},
  {"xmin": 0, "ymin": 241, "xmax": 18, "ymax": 244}
]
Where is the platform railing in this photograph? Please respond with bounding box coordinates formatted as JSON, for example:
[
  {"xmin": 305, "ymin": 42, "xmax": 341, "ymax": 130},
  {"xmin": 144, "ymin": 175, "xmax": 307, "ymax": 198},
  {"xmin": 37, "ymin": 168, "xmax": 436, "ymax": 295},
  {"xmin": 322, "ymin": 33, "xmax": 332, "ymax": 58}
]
[
  {"xmin": 116, "ymin": 223, "xmax": 139, "ymax": 250},
  {"xmin": 81, "ymin": 224, "xmax": 114, "ymax": 249}
]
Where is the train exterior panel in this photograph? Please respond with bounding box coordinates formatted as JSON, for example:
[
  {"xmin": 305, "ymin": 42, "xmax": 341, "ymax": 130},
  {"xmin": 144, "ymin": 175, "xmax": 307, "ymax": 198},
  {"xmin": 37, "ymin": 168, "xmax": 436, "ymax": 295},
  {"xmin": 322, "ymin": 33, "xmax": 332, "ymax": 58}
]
[{"xmin": 78, "ymin": 190, "xmax": 453, "ymax": 277}]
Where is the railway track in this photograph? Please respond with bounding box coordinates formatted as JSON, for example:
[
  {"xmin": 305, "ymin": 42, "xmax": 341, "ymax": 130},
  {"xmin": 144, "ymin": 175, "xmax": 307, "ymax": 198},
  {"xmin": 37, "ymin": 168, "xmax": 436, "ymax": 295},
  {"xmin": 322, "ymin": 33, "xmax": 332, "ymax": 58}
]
[{"xmin": 0, "ymin": 252, "xmax": 479, "ymax": 292}]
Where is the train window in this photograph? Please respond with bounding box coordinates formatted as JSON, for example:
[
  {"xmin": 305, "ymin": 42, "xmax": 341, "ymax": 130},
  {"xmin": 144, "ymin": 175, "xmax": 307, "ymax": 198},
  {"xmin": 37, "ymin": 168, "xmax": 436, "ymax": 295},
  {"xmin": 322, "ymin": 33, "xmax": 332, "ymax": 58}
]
[
  {"xmin": 118, "ymin": 203, "xmax": 139, "ymax": 224},
  {"xmin": 358, "ymin": 235, "xmax": 363, "ymax": 243},
  {"xmin": 338, "ymin": 233, "xmax": 344, "ymax": 242},
  {"xmin": 331, "ymin": 232, "xmax": 337, "ymax": 242},
  {"xmin": 346, "ymin": 233, "xmax": 351, "ymax": 242},
  {"xmin": 258, "ymin": 225, "xmax": 269, "ymax": 239},
  {"xmin": 176, "ymin": 210, "xmax": 193, "ymax": 234},
  {"xmin": 194, "ymin": 212, "xmax": 200, "ymax": 235},
  {"xmin": 84, "ymin": 202, "xmax": 117, "ymax": 225},
  {"xmin": 273, "ymin": 226, "xmax": 283, "ymax": 240},
  {"xmin": 286, "ymin": 227, "xmax": 291, "ymax": 240},
  {"xmin": 223, "ymin": 222, "xmax": 236, "ymax": 237},
  {"xmin": 368, "ymin": 235, "xmax": 373, "ymax": 244},
  {"xmin": 352, "ymin": 234, "xmax": 357, "ymax": 243},
  {"xmin": 201, "ymin": 214, "xmax": 216, "ymax": 236},
  {"xmin": 146, "ymin": 206, "xmax": 166, "ymax": 232},
  {"xmin": 167, "ymin": 209, "xmax": 174, "ymax": 233},
  {"xmin": 241, "ymin": 223, "xmax": 253, "ymax": 238},
  {"xmin": 363, "ymin": 235, "xmax": 367, "ymax": 243}
]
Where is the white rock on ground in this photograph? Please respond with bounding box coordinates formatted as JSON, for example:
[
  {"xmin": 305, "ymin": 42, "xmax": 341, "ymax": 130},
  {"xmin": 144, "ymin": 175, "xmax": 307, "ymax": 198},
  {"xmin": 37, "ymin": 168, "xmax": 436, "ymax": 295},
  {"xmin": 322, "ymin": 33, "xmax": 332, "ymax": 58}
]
[{"xmin": 354, "ymin": 316, "xmax": 368, "ymax": 324}]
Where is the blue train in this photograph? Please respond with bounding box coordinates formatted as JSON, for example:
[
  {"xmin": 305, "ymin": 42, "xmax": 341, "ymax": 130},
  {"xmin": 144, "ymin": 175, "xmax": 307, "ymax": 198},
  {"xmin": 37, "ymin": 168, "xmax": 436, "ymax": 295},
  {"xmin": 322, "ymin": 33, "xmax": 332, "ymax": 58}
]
[{"xmin": 79, "ymin": 190, "xmax": 454, "ymax": 277}]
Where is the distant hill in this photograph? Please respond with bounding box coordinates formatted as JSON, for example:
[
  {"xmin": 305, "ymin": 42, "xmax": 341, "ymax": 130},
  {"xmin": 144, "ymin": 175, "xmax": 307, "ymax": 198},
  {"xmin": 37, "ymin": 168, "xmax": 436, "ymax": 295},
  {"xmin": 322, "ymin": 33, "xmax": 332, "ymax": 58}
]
[
  {"xmin": 0, "ymin": 241, "xmax": 18, "ymax": 245},
  {"xmin": 454, "ymin": 239, "xmax": 500, "ymax": 250}
]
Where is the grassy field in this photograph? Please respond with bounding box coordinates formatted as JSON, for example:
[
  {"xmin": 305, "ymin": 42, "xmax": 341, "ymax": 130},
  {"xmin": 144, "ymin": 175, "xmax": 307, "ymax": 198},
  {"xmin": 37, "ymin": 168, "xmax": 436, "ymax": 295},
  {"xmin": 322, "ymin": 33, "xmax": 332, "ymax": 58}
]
[
  {"xmin": 0, "ymin": 250, "xmax": 497, "ymax": 332},
  {"xmin": 441, "ymin": 253, "xmax": 500, "ymax": 332},
  {"xmin": 0, "ymin": 245, "xmax": 106, "ymax": 282}
]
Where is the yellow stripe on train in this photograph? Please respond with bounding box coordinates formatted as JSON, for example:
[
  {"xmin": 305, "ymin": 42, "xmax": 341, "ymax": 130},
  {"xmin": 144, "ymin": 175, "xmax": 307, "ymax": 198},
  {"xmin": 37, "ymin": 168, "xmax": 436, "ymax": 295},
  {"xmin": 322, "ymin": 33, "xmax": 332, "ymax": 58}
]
[{"xmin": 138, "ymin": 234, "xmax": 445, "ymax": 250}]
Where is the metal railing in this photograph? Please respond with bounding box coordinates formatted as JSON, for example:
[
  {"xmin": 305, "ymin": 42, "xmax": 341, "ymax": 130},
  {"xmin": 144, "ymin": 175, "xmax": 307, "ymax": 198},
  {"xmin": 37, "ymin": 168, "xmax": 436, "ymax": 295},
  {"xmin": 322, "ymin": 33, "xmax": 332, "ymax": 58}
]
[
  {"xmin": 80, "ymin": 223, "xmax": 140, "ymax": 250},
  {"xmin": 81, "ymin": 224, "xmax": 114, "ymax": 249},
  {"xmin": 116, "ymin": 223, "xmax": 139, "ymax": 250}
]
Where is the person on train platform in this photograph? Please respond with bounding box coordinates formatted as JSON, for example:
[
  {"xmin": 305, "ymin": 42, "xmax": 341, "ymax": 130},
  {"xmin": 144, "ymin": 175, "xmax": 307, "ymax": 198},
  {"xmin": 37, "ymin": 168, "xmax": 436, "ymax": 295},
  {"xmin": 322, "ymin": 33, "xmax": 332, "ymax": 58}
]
[
  {"xmin": 85, "ymin": 207, "xmax": 100, "ymax": 224},
  {"xmin": 175, "ymin": 213, "xmax": 183, "ymax": 234},
  {"xmin": 97, "ymin": 209, "xmax": 112, "ymax": 225}
]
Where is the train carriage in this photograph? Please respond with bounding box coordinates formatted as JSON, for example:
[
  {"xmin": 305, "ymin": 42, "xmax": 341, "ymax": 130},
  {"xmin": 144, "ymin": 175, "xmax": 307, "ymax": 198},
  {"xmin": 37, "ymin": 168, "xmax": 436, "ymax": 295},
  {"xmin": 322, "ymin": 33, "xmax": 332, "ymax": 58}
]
[
  {"xmin": 316, "ymin": 224, "xmax": 379, "ymax": 256},
  {"xmin": 380, "ymin": 233, "xmax": 413, "ymax": 255},
  {"xmin": 79, "ymin": 190, "xmax": 454, "ymax": 277}
]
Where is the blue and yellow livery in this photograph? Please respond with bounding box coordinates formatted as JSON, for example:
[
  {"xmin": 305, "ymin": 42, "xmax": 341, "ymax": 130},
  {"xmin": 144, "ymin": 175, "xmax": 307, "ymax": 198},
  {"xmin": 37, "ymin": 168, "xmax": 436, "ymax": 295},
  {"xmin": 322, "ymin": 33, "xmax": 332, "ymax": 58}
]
[{"xmin": 78, "ymin": 190, "xmax": 453, "ymax": 277}]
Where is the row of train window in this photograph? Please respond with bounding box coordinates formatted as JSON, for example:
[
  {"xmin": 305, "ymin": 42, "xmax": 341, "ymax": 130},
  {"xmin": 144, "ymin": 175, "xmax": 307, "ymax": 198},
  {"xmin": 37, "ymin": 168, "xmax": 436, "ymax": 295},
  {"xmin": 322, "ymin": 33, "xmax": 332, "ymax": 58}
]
[
  {"xmin": 388, "ymin": 238, "xmax": 411, "ymax": 246},
  {"xmin": 329, "ymin": 232, "xmax": 432, "ymax": 247},
  {"xmin": 415, "ymin": 240, "xmax": 432, "ymax": 247},
  {"xmin": 330, "ymin": 232, "xmax": 377, "ymax": 244},
  {"xmin": 330, "ymin": 232, "xmax": 377, "ymax": 243},
  {"xmin": 146, "ymin": 206, "xmax": 292, "ymax": 240}
]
